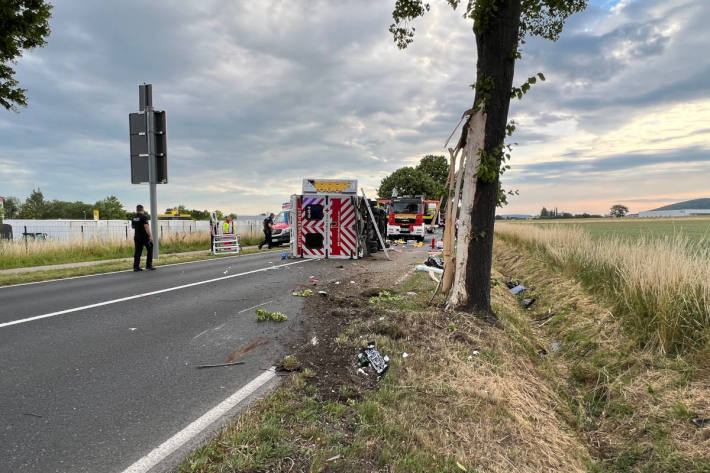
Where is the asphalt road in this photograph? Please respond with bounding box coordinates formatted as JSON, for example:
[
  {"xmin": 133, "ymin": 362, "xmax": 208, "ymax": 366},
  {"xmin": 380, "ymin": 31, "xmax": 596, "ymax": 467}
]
[{"xmin": 0, "ymin": 251, "xmax": 347, "ymax": 473}]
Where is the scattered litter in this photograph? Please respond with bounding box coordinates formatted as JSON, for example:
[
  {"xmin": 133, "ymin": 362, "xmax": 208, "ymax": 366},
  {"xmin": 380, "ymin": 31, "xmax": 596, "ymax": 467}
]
[
  {"xmin": 292, "ymin": 289, "xmax": 314, "ymax": 297},
  {"xmin": 406, "ymin": 291, "xmax": 418, "ymax": 296},
  {"xmin": 311, "ymin": 336, "xmax": 318, "ymax": 346},
  {"xmin": 129, "ymin": 328, "xmax": 137, "ymax": 331},
  {"xmin": 350, "ymin": 280, "xmax": 356, "ymax": 284},
  {"xmin": 369, "ymin": 290, "xmax": 403, "ymax": 303},
  {"xmin": 538, "ymin": 348, "xmax": 548, "ymax": 355},
  {"xmin": 357, "ymin": 368, "xmax": 368, "ymax": 376},
  {"xmin": 414, "ymin": 241, "xmax": 423, "ymax": 247},
  {"xmin": 425, "ymin": 256, "xmax": 444, "ymax": 269},
  {"xmin": 402, "ymin": 352, "xmax": 409, "ymax": 358},
  {"xmin": 415, "ymin": 264, "xmax": 443, "ymax": 274},
  {"xmin": 505, "ymin": 281, "xmax": 519, "ymax": 289},
  {"xmin": 196, "ymin": 361, "xmax": 245, "ymax": 369},
  {"xmin": 379, "ymin": 316, "xmax": 385, "ymax": 321},
  {"xmin": 318, "ymin": 290, "xmax": 328, "ymax": 296},
  {"xmin": 309, "ymin": 278, "xmax": 319, "ymax": 284},
  {"xmin": 358, "ymin": 341, "xmax": 389, "ymax": 376},
  {"xmin": 509, "ymin": 284, "xmax": 526, "ymax": 295},
  {"xmin": 256, "ymin": 308, "xmax": 288, "ymax": 322},
  {"xmin": 472, "ymin": 350, "xmax": 480, "ymax": 356},
  {"xmin": 520, "ymin": 298, "xmax": 536, "ymax": 309},
  {"xmin": 335, "ymin": 281, "xmax": 340, "ymax": 285},
  {"xmin": 550, "ymin": 341, "xmax": 562, "ymax": 353},
  {"xmin": 326, "ymin": 454, "xmax": 341, "ymax": 462},
  {"xmin": 692, "ymin": 418, "xmax": 710, "ymax": 428},
  {"xmin": 281, "ymin": 251, "xmax": 287, "ymax": 260},
  {"xmin": 467, "ymin": 355, "xmax": 473, "ymax": 360}
]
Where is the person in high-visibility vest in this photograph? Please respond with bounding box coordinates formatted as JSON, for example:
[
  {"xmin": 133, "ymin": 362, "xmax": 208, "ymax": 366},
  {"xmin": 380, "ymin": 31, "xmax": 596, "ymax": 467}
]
[{"xmin": 222, "ymin": 214, "xmax": 236, "ymax": 234}]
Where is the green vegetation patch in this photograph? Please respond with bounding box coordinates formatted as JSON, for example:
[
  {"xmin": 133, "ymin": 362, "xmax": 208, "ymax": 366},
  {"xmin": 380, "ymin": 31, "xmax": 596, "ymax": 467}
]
[{"xmin": 256, "ymin": 308, "xmax": 288, "ymax": 322}]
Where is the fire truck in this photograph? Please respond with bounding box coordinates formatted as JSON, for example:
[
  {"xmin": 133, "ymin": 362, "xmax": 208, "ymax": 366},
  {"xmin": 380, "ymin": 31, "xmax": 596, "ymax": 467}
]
[
  {"xmin": 385, "ymin": 195, "xmax": 426, "ymax": 241},
  {"xmin": 289, "ymin": 179, "xmax": 387, "ymax": 259}
]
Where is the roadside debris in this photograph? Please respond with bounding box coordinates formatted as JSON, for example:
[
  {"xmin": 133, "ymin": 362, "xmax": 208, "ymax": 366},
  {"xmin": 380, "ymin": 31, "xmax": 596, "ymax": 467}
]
[
  {"xmin": 256, "ymin": 308, "xmax": 288, "ymax": 322},
  {"xmin": 425, "ymin": 255, "xmax": 444, "ymax": 269},
  {"xmin": 538, "ymin": 348, "xmax": 548, "ymax": 355},
  {"xmin": 318, "ymin": 290, "xmax": 328, "ymax": 296},
  {"xmin": 358, "ymin": 341, "xmax": 389, "ymax": 376},
  {"xmin": 326, "ymin": 454, "xmax": 341, "ymax": 463},
  {"xmin": 406, "ymin": 291, "xmax": 418, "ymax": 296},
  {"xmin": 692, "ymin": 418, "xmax": 710, "ymax": 428},
  {"xmin": 509, "ymin": 284, "xmax": 526, "ymax": 295},
  {"xmin": 369, "ymin": 290, "xmax": 402, "ymax": 303},
  {"xmin": 402, "ymin": 352, "xmax": 409, "ymax": 358},
  {"xmin": 550, "ymin": 341, "xmax": 562, "ymax": 353},
  {"xmin": 292, "ymin": 289, "xmax": 314, "ymax": 297},
  {"xmin": 415, "ymin": 264, "xmax": 444, "ymax": 274},
  {"xmin": 196, "ymin": 361, "xmax": 245, "ymax": 369},
  {"xmin": 520, "ymin": 298, "xmax": 536, "ymax": 309}
]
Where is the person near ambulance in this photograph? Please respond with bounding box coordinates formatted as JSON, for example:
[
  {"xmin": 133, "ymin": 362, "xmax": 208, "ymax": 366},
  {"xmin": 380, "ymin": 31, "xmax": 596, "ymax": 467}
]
[
  {"xmin": 258, "ymin": 213, "xmax": 274, "ymax": 249},
  {"xmin": 132, "ymin": 204, "xmax": 155, "ymax": 271}
]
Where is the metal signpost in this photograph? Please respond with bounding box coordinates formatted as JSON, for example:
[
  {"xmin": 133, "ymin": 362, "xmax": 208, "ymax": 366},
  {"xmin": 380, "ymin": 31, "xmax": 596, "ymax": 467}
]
[{"xmin": 129, "ymin": 84, "xmax": 167, "ymax": 259}]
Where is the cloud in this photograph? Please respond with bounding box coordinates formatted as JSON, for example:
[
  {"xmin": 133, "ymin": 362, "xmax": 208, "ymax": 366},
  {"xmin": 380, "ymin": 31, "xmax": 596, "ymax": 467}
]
[{"xmin": 0, "ymin": 0, "xmax": 707, "ymax": 218}]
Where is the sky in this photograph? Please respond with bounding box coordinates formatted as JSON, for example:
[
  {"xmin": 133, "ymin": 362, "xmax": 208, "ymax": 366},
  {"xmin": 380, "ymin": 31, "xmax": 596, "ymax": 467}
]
[{"xmin": 0, "ymin": 0, "xmax": 708, "ymax": 216}]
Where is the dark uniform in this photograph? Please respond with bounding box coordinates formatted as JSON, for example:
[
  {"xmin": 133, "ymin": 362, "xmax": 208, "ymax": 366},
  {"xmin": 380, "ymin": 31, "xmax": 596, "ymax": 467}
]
[
  {"xmin": 132, "ymin": 213, "xmax": 153, "ymax": 270},
  {"xmin": 259, "ymin": 215, "xmax": 273, "ymax": 249}
]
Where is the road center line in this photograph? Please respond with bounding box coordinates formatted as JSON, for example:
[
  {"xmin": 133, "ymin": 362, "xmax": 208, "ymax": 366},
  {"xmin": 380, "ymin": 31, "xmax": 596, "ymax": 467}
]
[
  {"xmin": 0, "ymin": 260, "xmax": 311, "ymax": 329},
  {"xmin": 120, "ymin": 367, "xmax": 277, "ymax": 473}
]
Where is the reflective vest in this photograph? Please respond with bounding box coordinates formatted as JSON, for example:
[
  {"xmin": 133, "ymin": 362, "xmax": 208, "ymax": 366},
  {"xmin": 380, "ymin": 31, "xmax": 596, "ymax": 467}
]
[{"xmin": 223, "ymin": 221, "xmax": 234, "ymax": 234}]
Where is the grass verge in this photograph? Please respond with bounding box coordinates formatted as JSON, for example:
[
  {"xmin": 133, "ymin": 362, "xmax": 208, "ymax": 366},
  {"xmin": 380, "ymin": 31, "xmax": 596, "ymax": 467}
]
[
  {"xmin": 493, "ymin": 237, "xmax": 710, "ymax": 473},
  {"xmin": 180, "ymin": 269, "xmax": 591, "ymax": 473},
  {"xmin": 0, "ymin": 247, "xmax": 275, "ymax": 286},
  {"xmin": 495, "ymin": 222, "xmax": 710, "ymax": 354},
  {"xmin": 0, "ymin": 232, "xmax": 266, "ymax": 270}
]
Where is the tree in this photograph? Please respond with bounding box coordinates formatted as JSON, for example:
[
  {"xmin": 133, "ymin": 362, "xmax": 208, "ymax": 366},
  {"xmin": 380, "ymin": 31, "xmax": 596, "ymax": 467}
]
[
  {"xmin": 610, "ymin": 204, "xmax": 629, "ymax": 218},
  {"xmin": 378, "ymin": 166, "xmax": 443, "ymax": 199},
  {"xmin": 0, "ymin": 0, "xmax": 52, "ymax": 111},
  {"xmin": 1, "ymin": 196, "xmax": 21, "ymax": 218},
  {"xmin": 18, "ymin": 188, "xmax": 46, "ymax": 218},
  {"xmin": 391, "ymin": 0, "xmax": 587, "ymax": 319},
  {"xmin": 94, "ymin": 196, "xmax": 127, "ymax": 219},
  {"xmin": 416, "ymin": 154, "xmax": 449, "ymax": 187}
]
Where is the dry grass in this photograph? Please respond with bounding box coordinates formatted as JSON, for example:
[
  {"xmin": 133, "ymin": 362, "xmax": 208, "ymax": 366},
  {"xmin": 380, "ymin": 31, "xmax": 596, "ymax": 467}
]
[
  {"xmin": 495, "ymin": 222, "xmax": 710, "ymax": 354},
  {"xmin": 0, "ymin": 231, "xmax": 265, "ymax": 269},
  {"xmin": 493, "ymin": 237, "xmax": 710, "ymax": 472}
]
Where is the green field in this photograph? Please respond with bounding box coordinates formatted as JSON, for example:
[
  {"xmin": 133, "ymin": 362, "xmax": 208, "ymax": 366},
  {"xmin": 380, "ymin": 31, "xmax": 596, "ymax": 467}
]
[{"xmin": 522, "ymin": 216, "xmax": 710, "ymax": 242}]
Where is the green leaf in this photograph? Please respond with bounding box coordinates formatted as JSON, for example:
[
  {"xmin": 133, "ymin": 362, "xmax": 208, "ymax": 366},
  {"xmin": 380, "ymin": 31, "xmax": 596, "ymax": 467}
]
[{"xmin": 538, "ymin": 72, "xmax": 546, "ymax": 81}]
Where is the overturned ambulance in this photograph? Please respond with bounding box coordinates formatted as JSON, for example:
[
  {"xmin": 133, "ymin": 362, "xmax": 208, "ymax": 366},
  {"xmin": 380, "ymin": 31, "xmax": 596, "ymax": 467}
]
[{"xmin": 289, "ymin": 179, "xmax": 387, "ymax": 259}]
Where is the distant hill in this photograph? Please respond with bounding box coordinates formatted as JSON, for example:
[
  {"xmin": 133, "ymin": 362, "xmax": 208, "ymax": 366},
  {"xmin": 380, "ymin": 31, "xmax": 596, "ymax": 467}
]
[{"xmin": 652, "ymin": 198, "xmax": 710, "ymax": 211}]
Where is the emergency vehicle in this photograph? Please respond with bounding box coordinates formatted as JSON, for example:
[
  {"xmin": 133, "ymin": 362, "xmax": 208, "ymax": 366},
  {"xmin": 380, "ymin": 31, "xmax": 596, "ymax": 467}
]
[
  {"xmin": 386, "ymin": 195, "xmax": 426, "ymax": 241},
  {"xmin": 423, "ymin": 200, "xmax": 440, "ymax": 232},
  {"xmin": 270, "ymin": 202, "xmax": 291, "ymax": 246},
  {"xmin": 289, "ymin": 179, "xmax": 386, "ymax": 259}
]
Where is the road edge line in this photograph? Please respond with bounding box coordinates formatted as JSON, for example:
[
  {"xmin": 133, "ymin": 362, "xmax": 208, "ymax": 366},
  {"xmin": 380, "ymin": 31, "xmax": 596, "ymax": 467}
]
[{"xmin": 120, "ymin": 368, "xmax": 277, "ymax": 473}]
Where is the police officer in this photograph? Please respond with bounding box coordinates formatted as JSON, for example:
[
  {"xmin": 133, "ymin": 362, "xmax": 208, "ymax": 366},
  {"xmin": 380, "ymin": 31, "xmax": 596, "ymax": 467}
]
[
  {"xmin": 222, "ymin": 214, "xmax": 236, "ymax": 234},
  {"xmin": 258, "ymin": 213, "xmax": 274, "ymax": 250},
  {"xmin": 132, "ymin": 204, "xmax": 155, "ymax": 271}
]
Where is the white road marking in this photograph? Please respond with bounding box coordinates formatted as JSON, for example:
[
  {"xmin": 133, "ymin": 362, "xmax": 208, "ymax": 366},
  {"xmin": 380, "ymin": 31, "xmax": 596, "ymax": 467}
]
[
  {"xmin": 237, "ymin": 299, "xmax": 274, "ymax": 314},
  {"xmin": 0, "ymin": 260, "xmax": 311, "ymax": 329},
  {"xmin": 0, "ymin": 249, "xmax": 282, "ymax": 290},
  {"xmin": 120, "ymin": 367, "xmax": 277, "ymax": 473}
]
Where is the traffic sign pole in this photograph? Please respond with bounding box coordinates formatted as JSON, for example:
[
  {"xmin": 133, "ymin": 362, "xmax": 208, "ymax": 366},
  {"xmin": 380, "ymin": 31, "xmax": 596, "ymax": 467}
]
[{"xmin": 140, "ymin": 84, "xmax": 159, "ymax": 259}]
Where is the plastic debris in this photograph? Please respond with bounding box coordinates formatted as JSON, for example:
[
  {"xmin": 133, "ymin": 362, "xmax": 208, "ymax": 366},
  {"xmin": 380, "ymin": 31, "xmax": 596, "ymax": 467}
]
[
  {"xmin": 281, "ymin": 251, "xmax": 287, "ymax": 260},
  {"xmin": 292, "ymin": 289, "xmax": 314, "ymax": 297},
  {"xmin": 406, "ymin": 291, "xmax": 418, "ymax": 296},
  {"xmin": 255, "ymin": 308, "xmax": 288, "ymax": 322},
  {"xmin": 472, "ymin": 350, "xmax": 480, "ymax": 356},
  {"xmin": 358, "ymin": 341, "xmax": 389, "ymax": 376},
  {"xmin": 318, "ymin": 290, "xmax": 328, "ymax": 296},
  {"xmin": 196, "ymin": 361, "xmax": 245, "ymax": 369},
  {"xmin": 692, "ymin": 418, "xmax": 710, "ymax": 428},
  {"xmin": 335, "ymin": 281, "xmax": 340, "ymax": 285},
  {"xmin": 505, "ymin": 281, "xmax": 519, "ymax": 289},
  {"xmin": 425, "ymin": 256, "xmax": 444, "ymax": 269},
  {"xmin": 550, "ymin": 341, "xmax": 562, "ymax": 353},
  {"xmin": 509, "ymin": 284, "xmax": 526, "ymax": 295},
  {"xmin": 402, "ymin": 352, "xmax": 409, "ymax": 358},
  {"xmin": 311, "ymin": 336, "xmax": 318, "ymax": 346},
  {"xmin": 415, "ymin": 264, "xmax": 444, "ymax": 274},
  {"xmin": 357, "ymin": 368, "xmax": 368, "ymax": 376},
  {"xmin": 520, "ymin": 298, "xmax": 536, "ymax": 309}
]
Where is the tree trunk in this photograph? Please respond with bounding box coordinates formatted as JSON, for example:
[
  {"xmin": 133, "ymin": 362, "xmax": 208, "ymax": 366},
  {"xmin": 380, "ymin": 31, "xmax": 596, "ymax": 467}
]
[
  {"xmin": 452, "ymin": 0, "xmax": 522, "ymax": 318},
  {"xmin": 442, "ymin": 148, "xmax": 465, "ymax": 294},
  {"xmin": 440, "ymin": 149, "xmax": 458, "ymax": 293}
]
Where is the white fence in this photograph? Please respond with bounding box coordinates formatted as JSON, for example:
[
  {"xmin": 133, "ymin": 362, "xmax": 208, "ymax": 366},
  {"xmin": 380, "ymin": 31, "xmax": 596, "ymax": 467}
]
[{"xmin": 3, "ymin": 218, "xmax": 264, "ymax": 241}]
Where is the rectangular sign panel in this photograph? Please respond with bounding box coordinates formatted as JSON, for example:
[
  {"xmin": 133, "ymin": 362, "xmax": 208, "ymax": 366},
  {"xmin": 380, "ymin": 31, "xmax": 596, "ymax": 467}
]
[
  {"xmin": 129, "ymin": 113, "xmax": 146, "ymax": 135},
  {"xmin": 129, "ymin": 134, "xmax": 148, "ymax": 156},
  {"xmin": 131, "ymin": 155, "xmax": 150, "ymax": 184}
]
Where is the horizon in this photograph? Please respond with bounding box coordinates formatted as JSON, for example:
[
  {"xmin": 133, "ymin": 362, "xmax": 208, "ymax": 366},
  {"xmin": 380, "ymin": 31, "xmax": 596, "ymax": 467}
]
[{"xmin": 1, "ymin": 0, "xmax": 708, "ymax": 216}]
